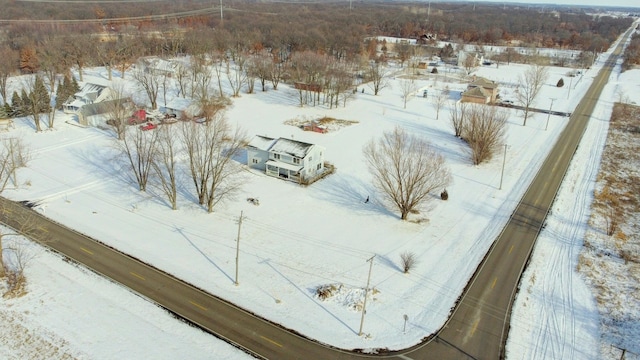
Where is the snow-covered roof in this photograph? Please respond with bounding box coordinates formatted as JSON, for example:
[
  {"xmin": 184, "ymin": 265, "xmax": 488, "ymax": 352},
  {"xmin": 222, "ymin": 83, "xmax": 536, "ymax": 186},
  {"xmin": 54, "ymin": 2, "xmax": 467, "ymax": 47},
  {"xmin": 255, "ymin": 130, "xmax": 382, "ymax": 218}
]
[
  {"xmin": 247, "ymin": 135, "xmax": 276, "ymax": 151},
  {"xmin": 462, "ymin": 86, "xmax": 491, "ymax": 98},
  {"xmin": 470, "ymin": 77, "xmax": 498, "ymax": 89},
  {"xmin": 164, "ymin": 97, "xmax": 193, "ymax": 111},
  {"xmin": 269, "ymin": 138, "xmax": 318, "ymax": 159},
  {"xmin": 76, "ymin": 83, "xmax": 106, "ymax": 100},
  {"xmin": 140, "ymin": 56, "xmax": 178, "ymax": 74}
]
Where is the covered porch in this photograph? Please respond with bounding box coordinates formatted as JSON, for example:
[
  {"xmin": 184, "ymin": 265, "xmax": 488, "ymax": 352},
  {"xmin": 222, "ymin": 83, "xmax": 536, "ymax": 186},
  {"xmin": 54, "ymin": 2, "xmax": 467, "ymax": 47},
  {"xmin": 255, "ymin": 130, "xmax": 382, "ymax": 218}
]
[{"xmin": 265, "ymin": 160, "xmax": 302, "ymax": 182}]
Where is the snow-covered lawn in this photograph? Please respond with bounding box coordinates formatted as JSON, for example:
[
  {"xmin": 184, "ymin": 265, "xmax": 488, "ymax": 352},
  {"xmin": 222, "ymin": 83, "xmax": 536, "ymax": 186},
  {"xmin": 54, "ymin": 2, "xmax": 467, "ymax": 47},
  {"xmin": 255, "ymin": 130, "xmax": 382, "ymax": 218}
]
[{"xmin": 1, "ymin": 27, "xmax": 638, "ymax": 359}]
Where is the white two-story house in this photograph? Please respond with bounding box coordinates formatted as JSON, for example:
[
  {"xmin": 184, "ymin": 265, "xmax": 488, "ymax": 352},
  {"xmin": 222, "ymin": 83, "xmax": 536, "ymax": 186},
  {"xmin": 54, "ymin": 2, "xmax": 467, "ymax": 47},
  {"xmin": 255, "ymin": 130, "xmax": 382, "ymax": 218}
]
[{"xmin": 246, "ymin": 135, "xmax": 325, "ymax": 183}]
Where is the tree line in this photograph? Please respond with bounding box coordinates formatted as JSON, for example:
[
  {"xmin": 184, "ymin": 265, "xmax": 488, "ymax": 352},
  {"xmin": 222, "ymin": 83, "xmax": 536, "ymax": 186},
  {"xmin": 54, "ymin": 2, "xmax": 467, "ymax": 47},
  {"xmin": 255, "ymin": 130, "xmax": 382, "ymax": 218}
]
[{"xmin": 0, "ymin": 2, "xmax": 633, "ymax": 81}]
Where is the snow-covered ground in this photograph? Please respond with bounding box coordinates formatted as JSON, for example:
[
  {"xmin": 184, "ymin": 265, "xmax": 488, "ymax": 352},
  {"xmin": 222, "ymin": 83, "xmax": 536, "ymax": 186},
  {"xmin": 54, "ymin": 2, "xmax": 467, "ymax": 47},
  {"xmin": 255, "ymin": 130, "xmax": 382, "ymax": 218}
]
[{"xmin": 0, "ymin": 27, "xmax": 638, "ymax": 359}]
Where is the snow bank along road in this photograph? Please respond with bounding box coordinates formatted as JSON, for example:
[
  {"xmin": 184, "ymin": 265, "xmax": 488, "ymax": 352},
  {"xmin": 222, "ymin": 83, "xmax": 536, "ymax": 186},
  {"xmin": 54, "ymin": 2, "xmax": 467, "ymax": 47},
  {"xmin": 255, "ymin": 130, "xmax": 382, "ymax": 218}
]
[
  {"xmin": 417, "ymin": 28, "xmax": 630, "ymax": 360},
  {"xmin": 0, "ymin": 30, "xmax": 631, "ymax": 360}
]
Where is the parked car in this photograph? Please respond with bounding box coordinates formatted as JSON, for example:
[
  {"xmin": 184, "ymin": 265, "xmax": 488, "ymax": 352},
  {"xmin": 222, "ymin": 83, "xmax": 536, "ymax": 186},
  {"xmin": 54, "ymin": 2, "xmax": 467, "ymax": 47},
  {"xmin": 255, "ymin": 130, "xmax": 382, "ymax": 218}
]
[
  {"xmin": 128, "ymin": 109, "xmax": 147, "ymax": 125},
  {"xmin": 140, "ymin": 122, "xmax": 157, "ymax": 131}
]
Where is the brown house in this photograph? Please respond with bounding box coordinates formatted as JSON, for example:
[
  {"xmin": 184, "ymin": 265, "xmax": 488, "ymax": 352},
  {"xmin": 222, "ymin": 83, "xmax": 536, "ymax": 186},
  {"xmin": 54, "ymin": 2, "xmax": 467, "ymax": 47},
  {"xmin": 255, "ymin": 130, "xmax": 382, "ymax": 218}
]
[{"xmin": 461, "ymin": 76, "xmax": 499, "ymax": 104}]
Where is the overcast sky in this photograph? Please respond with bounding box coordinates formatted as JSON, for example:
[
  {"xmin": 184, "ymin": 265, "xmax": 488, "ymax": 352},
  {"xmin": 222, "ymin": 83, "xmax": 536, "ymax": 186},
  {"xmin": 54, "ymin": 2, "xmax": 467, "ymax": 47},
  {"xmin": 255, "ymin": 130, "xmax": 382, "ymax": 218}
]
[{"xmin": 471, "ymin": 0, "xmax": 639, "ymax": 9}]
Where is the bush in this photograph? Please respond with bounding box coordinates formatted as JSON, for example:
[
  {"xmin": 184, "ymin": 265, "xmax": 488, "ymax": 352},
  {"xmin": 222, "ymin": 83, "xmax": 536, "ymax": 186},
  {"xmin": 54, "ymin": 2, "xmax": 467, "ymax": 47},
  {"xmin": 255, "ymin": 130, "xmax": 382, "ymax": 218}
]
[
  {"xmin": 557, "ymin": 78, "xmax": 565, "ymax": 87},
  {"xmin": 441, "ymin": 189, "xmax": 449, "ymax": 200},
  {"xmin": 400, "ymin": 251, "xmax": 418, "ymax": 273},
  {"xmin": 431, "ymin": 67, "xmax": 438, "ymax": 74}
]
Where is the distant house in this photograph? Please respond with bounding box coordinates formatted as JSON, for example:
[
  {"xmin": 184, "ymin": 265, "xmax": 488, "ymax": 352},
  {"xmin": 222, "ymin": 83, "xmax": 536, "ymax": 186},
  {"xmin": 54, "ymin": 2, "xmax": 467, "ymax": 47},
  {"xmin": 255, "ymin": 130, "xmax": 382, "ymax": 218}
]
[
  {"xmin": 62, "ymin": 79, "xmax": 113, "ymax": 114},
  {"xmin": 246, "ymin": 135, "xmax": 325, "ymax": 183},
  {"xmin": 162, "ymin": 98, "xmax": 202, "ymax": 120},
  {"xmin": 137, "ymin": 56, "xmax": 178, "ymax": 77},
  {"xmin": 461, "ymin": 76, "xmax": 499, "ymax": 104}
]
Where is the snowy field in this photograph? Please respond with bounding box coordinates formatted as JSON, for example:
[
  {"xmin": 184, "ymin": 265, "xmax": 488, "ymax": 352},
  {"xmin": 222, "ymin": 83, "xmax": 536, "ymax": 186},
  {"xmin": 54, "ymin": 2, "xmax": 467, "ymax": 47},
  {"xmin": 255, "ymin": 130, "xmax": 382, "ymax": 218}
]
[{"xmin": 0, "ymin": 27, "xmax": 638, "ymax": 359}]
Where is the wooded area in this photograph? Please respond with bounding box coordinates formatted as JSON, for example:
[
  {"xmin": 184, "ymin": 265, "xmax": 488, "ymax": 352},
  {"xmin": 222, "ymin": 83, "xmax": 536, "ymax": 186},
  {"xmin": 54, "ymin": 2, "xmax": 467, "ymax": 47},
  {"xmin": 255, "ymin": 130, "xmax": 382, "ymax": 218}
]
[{"xmin": 0, "ymin": 0, "xmax": 633, "ymax": 82}]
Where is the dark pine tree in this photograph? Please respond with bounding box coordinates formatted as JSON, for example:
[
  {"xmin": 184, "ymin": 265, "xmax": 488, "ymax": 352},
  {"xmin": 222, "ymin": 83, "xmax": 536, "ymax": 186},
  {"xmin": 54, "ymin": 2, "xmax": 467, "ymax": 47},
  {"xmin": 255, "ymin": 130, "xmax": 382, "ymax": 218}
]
[{"xmin": 10, "ymin": 91, "xmax": 22, "ymax": 117}]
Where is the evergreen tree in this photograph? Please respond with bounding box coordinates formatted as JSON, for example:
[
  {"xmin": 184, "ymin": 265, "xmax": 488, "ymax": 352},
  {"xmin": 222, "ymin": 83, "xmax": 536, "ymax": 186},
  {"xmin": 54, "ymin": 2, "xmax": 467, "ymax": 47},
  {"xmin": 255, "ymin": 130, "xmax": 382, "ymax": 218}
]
[
  {"xmin": 71, "ymin": 76, "xmax": 80, "ymax": 94},
  {"xmin": 56, "ymin": 74, "xmax": 71, "ymax": 109},
  {"xmin": 33, "ymin": 75, "xmax": 51, "ymax": 114},
  {"xmin": 3, "ymin": 103, "xmax": 11, "ymax": 118},
  {"xmin": 20, "ymin": 89, "xmax": 30, "ymax": 115},
  {"xmin": 10, "ymin": 91, "xmax": 22, "ymax": 117},
  {"xmin": 556, "ymin": 78, "xmax": 564, "ymax": 88}
]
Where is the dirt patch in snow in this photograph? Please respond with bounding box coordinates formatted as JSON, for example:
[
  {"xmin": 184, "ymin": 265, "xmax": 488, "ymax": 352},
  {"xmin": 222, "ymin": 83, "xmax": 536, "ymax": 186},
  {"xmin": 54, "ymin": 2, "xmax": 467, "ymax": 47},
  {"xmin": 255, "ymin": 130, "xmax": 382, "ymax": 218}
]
[{"xmin": 285, "ymin": 116, "xmax": 358, "ymax": 133}]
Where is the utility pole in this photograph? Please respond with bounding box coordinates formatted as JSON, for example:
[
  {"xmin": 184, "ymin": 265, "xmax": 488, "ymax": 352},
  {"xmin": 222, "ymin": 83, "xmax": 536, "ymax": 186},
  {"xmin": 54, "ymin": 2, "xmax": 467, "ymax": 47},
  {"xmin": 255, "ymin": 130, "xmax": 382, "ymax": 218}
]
[
  {"xmin": 234, "ymin": 210, "xmax": 243, "ymax": 286},
  {"xmin": 567, "ymin": 76, "xmax": 573, "ymax": 99},
  {"xmin": 219, "ymin": 0, "xmax": 223, "ymax": 23},
  {"xmin": 8, "ymin": 138, "xmax": 16, "ymax": 186},
  {"xmin": 358, "ymin": 255, "xmax": 375, "ymax": 336},
  {"xmin": 499, "ymin": 144, "xmax": 507, "ymax": 190},
  {"xmin": 545, "ymin": 98, "xmax": 555, "ymax": 131}
]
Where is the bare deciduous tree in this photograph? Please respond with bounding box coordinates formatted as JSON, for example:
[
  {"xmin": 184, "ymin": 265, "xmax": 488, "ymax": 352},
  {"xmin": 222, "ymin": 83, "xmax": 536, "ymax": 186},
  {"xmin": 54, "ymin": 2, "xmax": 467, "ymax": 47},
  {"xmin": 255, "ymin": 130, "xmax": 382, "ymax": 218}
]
[
  {"xmin": 0, "ymin": 137, "xmax": 30, "ymax": 193},
  {"xmin": 395, "ymin": 41, "xmax": 413, "ymax": 68},
  {"xmin": 105, "ymin": 81, "xmax": 134, "ymax": 140},
  {"xmin": 516, "ymin": 64, "xmax": 549, "ymax": 126},
  {"xmin": 364, "ymin": 127, "xmax": 452, "ymax": 220},
  {"xmin": 132, "ymin": 66, "xmax": 161, "ymax": 110},
  {"xmin": 270, "ymin": 60, "xmax": 284, "ymax": 90},
  {"xmin": 0, "ymin": 47, "xmax": 18, "ymax": 105},
  {"xmin": 400, "ymin": 251, "xmax": 418, "ymax": 273},
  {"xmin": 151, "ymin": 125, "xmax": 179, "ymax": 210},
  {"xmin": 463, "ymin": 53, "xmax": 478, "ymax": 75},
  {"xmin": 366, "ymin": 62, "xmax": 390, "ymax": 95},
  {"xmin": 449, "ymin": 100, "xmax": 468, "ymax": 137},
  {"xmin": 434, "ymin": 87, "xmax": 449, "ymax": 120},
  {"xmin": 399, "ymin": 77, "xmax": 417, "ymax": 109},
  {"xmin": 117, "ymin": 125, "xmax": 159, "ymax": 191},
  {"xmin": 226, "ymin": 56, "xmax": 247, "ymax": 98},
  {"xmin": 190, "ymin": 55, "xmax": 214, "ymax": 101},
  {"xmin": 0, "ymin": 199, "xmax": 46, "ymax": 293},
  {"xmin": 461, "ymin": 104, "xmax": 507, "ymax": 165},
  {"xmin": 181, "ymin": 100, "xmax": 245, "ymax": 212},
  {"xmin": 174, "ymin": 61, "xmax": 190, "ymax": 98},
  {"xmin": 248, "ymin": 53, "xmax": 272, "ymax": 92}
]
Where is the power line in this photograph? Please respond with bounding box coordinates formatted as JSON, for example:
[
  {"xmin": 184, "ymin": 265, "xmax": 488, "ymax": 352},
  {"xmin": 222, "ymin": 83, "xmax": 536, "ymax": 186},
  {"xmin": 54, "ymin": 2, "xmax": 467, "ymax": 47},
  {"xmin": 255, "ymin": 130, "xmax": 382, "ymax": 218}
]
[{"xmin": 0, "ymin": 7, "xmax": 218, "ymax": 24}]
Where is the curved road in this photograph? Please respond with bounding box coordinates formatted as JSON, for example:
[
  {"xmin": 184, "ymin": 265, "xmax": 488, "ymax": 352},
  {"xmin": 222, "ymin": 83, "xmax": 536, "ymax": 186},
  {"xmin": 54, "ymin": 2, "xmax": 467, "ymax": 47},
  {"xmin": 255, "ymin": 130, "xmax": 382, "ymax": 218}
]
[{"xmin": 0, "ymin": 29, "xmax": 631, "ymax": 360}]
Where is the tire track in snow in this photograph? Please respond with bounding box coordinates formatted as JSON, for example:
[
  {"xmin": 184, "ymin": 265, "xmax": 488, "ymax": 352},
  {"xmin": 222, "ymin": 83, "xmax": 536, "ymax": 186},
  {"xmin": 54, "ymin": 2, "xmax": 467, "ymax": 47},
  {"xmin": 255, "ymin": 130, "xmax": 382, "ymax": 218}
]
[
  {"xmin": 529, "ymin": 90, "xmax": 610, "ymax": 360},
  {"xmin": 31, "ymin": 133, "xmax": 104, "ymax": 155}
]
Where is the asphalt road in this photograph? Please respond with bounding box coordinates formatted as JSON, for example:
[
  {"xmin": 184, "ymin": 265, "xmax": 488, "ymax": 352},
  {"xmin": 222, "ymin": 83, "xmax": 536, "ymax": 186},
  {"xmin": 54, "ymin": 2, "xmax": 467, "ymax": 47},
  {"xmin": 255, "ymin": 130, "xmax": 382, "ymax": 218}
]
[
  {"xmin": 409, "ymin": 30, "xmax": 631, "ymax": 360},
  {"xmin": 0, "ymin": 29, "xmax": 631, "ymax": 360}
]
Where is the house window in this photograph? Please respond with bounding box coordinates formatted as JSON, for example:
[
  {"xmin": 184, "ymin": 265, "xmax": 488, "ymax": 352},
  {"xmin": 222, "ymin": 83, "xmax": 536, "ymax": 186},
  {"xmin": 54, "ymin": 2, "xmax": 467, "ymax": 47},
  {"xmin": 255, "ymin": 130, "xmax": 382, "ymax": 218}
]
[
  {"xmin": 309, "ymin": 156, "xmax": 312, "ymax": 161},
  {"xmin": 317, "ymin": 163, "xmax": 322, "ymax": 170},
  {"xmin": 273, "ymin": 153, "xmax": 280, "ymax": 160},
  {"xmin": 252, "ymin": 158, "xmax": 259, "ymax": 164},
  {"xmin": 293, "ymin": 158, "xmax": 300, "ymax": 164}
]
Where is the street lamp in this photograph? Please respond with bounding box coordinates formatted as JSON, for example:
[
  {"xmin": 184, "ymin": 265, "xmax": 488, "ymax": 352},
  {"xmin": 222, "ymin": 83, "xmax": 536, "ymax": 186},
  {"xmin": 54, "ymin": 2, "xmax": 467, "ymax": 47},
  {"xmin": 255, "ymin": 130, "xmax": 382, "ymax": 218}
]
[{"xmin": 545, "ymin": 98, "xmax": 556, "ymax": 131}]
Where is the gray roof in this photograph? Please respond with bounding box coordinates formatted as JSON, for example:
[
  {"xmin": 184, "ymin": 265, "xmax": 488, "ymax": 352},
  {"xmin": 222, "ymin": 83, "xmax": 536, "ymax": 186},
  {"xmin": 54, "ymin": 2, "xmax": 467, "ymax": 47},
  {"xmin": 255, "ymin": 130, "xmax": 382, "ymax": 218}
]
[
  {"xmin": 247, "ymin": 135, "xmax": 276, "ymax": 151},
  {"xmin": 246, "ymin": 135, "xmax": 321, "ymax": 159},
  {"xmin": 269, "ymin": 138, "xmax": 316, "ymax": 159},
  {"xmin": 80, "ymin": 99, "xmax": 132, "ymax": 118}
]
